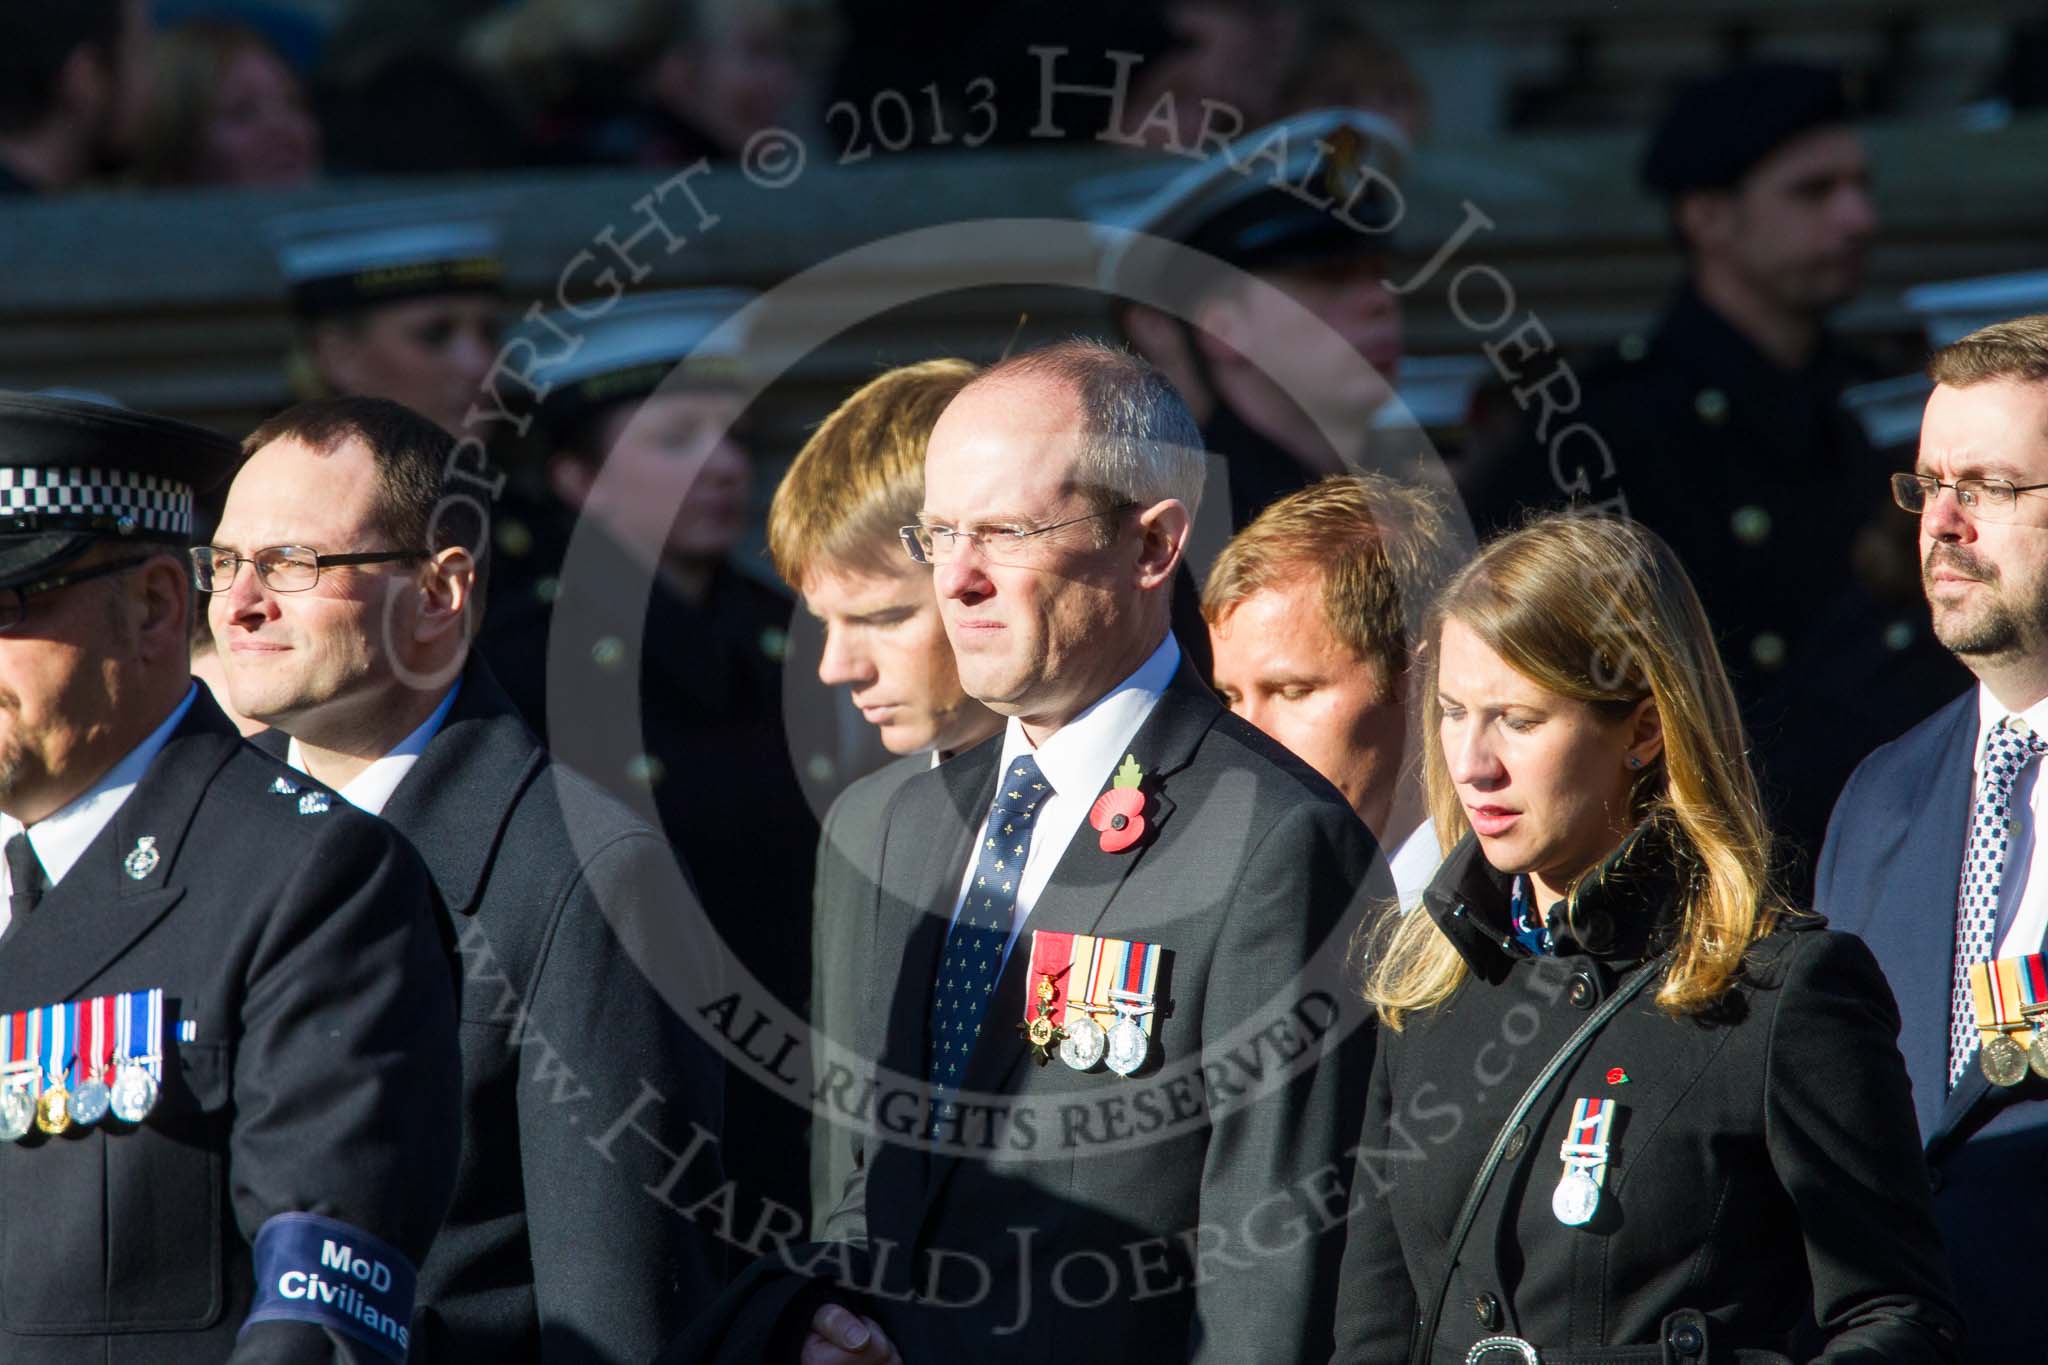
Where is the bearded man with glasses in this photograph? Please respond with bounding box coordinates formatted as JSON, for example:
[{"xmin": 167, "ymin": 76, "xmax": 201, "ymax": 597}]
[{"xmin": 1818, "ymin": 312, "xmax": 2048, "ymax": 1362}]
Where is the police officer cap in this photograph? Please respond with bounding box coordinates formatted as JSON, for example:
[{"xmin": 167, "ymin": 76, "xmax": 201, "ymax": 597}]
[
  {"xmin": 0, "ymin": 392, "xmax": 238, "ymax": 590},
  {"xmin": 1091, "ymin": 109, "xmax": 1409, "ymax": 302},
  {"xmin": 522, "ymin": 287, "xmax": 757, "ymax": 437},
  {"xmin": 268, "ymin": 192, "xmax": 508, "ymax": 320},
  {"xmin": 1642, "ymin": 61, "xmax": 1855, "ymax": 197}
]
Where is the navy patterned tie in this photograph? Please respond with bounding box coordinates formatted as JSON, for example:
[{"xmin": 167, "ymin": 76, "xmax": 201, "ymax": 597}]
[
  {"xmin": 1950, "ymin": 717, "xmax": 2048, "ymax": 1088},
  {"xmin": 929, "ymin": 755, "xmax": 1050, "ymax": 1133}
]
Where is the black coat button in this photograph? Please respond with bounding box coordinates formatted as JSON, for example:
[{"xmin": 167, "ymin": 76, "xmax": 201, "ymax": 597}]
[
  {"xmin": 1669, "ymin": 1322, "xmax": 1705, "ymax": 1355},
  {"xmin": 1567, "ymin": 972, "xmax": 1597, "ymax": 1009},
  {"xmin": 1503, "ymin": 1124, "xmax": 1528, "ymax": 1160},
  {"xmin": 1928, "ymin": 1164, "xmax": 1945, "ymax": 1195},
  {"xmin": 1472, "ymin": 1292, "xmax": 1501, "ymax": 1329}
]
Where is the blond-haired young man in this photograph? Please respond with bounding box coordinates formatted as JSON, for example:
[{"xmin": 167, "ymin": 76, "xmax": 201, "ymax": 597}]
[{"xmin": 766, "ymin": 358, "xmax": 1002, "ymax": 1231}]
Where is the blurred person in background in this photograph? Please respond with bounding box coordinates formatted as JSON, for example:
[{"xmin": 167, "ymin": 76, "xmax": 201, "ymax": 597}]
[
  {"xmin": 1278, "ymin": 11, "xmax": 1431, "ymax": 144},
  {"xmin": 482, "ymin": 288, "xmax": 818, "ymax": 1227},
  {"xmin": 1121, "ymin": 0, "xmax": 1297, "ymax": 153},
  {"xmin": 268, "ymin": 194, "xmax": 505, "ymax": 438},
  {"xmin": 1100, "ymin": 109, "xmax": 1410, "ymax": 530},
  {"xmin": 634, "ymin": 0, "xmax": 803, "ymax": 162},
  {"xmin": 467, "ymin": 0, "xmax": 804, "ymax": 167},
  {"xmin": 1469, "ymin": 61, "xmax": 1963, "ymax": 871},
  {"xmin": 135, "ymin": 18, "xmax": 321, "ymax": 188},
  {"xmin": 0, "ymin": 0, "xmax": 151, "ymax": 194},
  {"xmin": 1204, "ymin": 473, "xmax": 1454, "ymax": 908}
]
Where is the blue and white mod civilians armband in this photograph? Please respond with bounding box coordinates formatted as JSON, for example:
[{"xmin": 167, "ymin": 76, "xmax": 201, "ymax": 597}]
[{"xmin": 242, "ymin": 1212, "xmax": 416, "ymax": 1359}]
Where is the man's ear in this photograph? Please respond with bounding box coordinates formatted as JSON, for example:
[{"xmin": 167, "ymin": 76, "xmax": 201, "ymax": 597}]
[
  {"xmin": 1131, "ymin": 499, "xmax": 1191, "ymax": 592},
  {"xmin": 546, "ymin": 452, "xmax": 596, "ymax": 510},
  {"xmin": 134, "ymin": 555, "xmax": 193, "ymax": 668},
  {"xmin": 413, "ymin": 547, "xmax": 477, "ymax": 646}
]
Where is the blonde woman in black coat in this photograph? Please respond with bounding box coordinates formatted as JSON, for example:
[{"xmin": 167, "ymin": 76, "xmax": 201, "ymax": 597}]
[{"xmin": 1333, "ymin": 515, "xmax": 1961, "ymax": 1365}]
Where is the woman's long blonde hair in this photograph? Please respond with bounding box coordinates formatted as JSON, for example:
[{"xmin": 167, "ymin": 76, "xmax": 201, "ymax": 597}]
[{"xmin": 1366, "ymin": 513, "xmax": 1789, "ymax": 1029}]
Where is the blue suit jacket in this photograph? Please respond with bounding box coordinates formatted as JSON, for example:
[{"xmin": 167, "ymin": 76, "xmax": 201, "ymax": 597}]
[{"xmin": 1815, "ymin": 689, "xmax": 2047, "ymax": 1359}]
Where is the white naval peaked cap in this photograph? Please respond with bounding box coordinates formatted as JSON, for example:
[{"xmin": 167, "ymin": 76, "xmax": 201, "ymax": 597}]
[
  {"xmin": 266, "ymin": 192, "xmax": 513, "ymax": 318},
  {"xmin": 521, "ymin": 287, "xmax": 760, "ymax": 433},
  {"xmin": 1084, "ymin": 107, "xmax": 1412, "ymax": 300}
]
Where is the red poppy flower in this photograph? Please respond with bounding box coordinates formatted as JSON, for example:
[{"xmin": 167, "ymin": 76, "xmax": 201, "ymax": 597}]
[
  {"xmin": 1089, "ymin": 787, "xmax": 1146, "ymax": 854},
  {"xmin": 1605, "ymin": 1067, "xmax": 1629, "ymax": 1086}
]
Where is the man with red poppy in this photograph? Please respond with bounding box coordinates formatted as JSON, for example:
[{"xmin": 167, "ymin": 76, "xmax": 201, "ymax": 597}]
[{"xmin": 763, "ymin": 340, "xmax": 1381, "ymax": 1365}]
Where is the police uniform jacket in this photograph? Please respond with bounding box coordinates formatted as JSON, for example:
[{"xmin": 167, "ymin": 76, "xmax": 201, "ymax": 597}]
[
  {"xmin": 260, "ymin": 657, "xmax": 729, "ymax": 1364},
  {"xmin": 1332, "ymin": 822, "xmax": 1962, "ymax": 1365},
  {"xmin": 0, "ymin": 689, "xmax": 461, "ymax": 1364}
]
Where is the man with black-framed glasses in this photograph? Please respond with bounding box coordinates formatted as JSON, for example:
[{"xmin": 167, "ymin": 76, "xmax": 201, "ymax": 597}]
[
  {"xmin": 0, "ymin": 390, "xmax": 461, "ymax": 1362},
  {"xmin": 1819, "ymin": 312, "xmax": 2048, "ymax": 1362},
  {"xmin": 209, "ymin": 394, "xmax": 726, "ymax": 1363}
]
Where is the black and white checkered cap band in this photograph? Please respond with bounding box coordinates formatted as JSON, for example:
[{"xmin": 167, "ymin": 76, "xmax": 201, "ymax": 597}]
[{"xmin": 0, "ymin": 466, "xmax": 193, "ymax": 537}]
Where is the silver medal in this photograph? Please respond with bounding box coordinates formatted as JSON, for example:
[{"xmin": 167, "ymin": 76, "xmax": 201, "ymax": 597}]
[
  {"xmin": 1551, "ymin": 1167, "xmax": 1601, "ymax": 1226},
  {"xmin": 123, "ymin": 835, "xmax": 159, "ymax": 881},
  {"xmin": 70, "ymin": 1078, "xmax": 110, "ymax": 1126},
  {"xmin": 109, "ymin": 1061, "xmax": 158, "ymax": 1123},
  {"xmin": 1059, "ymin": 1014, "xmax": 1107, "ymax": 1071},
  {"xmin": 1105, "ymin": 1016, "xmax": 1149, "ymax": 1076},
  {"xmin": 0, "ymin": 1083, "xmax": 32, "ymax": 1141}
]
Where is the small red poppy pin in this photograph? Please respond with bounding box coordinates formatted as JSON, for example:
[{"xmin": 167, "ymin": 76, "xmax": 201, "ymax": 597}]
[
  {"xmin": 1606, "ymin": 1067, "xmax": 1629, "ymax": 1086},
  {"xmin": 1088, "ymin": 754, "xmax": 1148, "ymax": 854}
]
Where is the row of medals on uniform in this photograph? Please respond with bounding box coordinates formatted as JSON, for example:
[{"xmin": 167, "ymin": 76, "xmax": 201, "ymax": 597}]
[
  {"xmin": 1, "ymin": 999, "xmax": 161, "ymax": 1140},
  {"xmin": 1020, "ymin": 975, "xmax": 1153, "ymax": 1075},
  {"xmin": 1973, "ymin": 953, "xmax": 2048, "ymax": 1088}
]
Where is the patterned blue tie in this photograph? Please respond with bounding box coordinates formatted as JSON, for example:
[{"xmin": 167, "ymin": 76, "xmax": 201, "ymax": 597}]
[
  {"xmin": 1950, "ymin": 717, "xmax": 2048, "ymax": 1088},
  {"xmin": 929, "ymin": 755, "xmax": 1050, "ymax": 1132}
]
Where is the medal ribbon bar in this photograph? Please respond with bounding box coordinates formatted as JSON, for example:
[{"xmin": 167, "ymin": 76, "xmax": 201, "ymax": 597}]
[
  {"xmin": 1023, "ymin": 930, "xmax": 1076, "ymax": 1028},
  {"xmin": 1559, "ymin": 1096, "xmax": 1614, "ymax": 1178},
  {"xmin": 1970, "ymin": 956, "xmax": 2031, "ymax": 1045},
  {"xmin": 1, "ymin": 1010, "xmax": 30, "ymax": 1084}
]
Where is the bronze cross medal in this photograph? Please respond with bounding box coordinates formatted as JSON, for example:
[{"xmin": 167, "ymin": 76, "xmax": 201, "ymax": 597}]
[{"xmin": 1018, "ymin": 974, "xmax": 1067, "ymax": 1066}]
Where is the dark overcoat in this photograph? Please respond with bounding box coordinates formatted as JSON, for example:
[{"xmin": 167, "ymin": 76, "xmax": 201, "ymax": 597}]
[{"xmin": 1334, "ymin": 826, "xmax": 1962, "ymax": 1365}]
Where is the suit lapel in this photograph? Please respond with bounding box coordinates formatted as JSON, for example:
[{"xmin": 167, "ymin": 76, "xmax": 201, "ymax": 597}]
[
  {"xmin": 865, "ymin": 741, "xmax": 995, "ymax": 1238},
  {"xmin": 1895, "ymin": 696, "xmax": 1978, "ymax": 1138},
  {"xmin": 922, "ymin": 665, "xmax": 1221, "ymax": 1206},
  {"xmin": 379, "ymin": 661, "xmax": 542, "ymax": 914},
  {"xmin": 0, "ymin": 695, "xmax": 242, "ymax": 1008}
]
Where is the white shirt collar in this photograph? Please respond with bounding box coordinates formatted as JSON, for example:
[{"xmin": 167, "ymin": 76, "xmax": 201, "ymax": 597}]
[
  {"xmin": 286, "ymin": 682, "xmax": 461, "ymax": 817},
  {"xmin": 1972, "ymin": 682, "xmax": 2048, "ymax": 773},
  {"xmin": 6, "ymin": 684, "xmax": 199, "ymax": 888},
  {"xmin": 995, "ymin": 634, "xmax": 1181, "ymax": 804}
]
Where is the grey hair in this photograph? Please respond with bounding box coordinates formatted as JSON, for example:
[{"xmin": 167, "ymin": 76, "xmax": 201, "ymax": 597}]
[{"xmin": 974, "ymin": 338, "xmax": 1206, "ymax": 523}]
